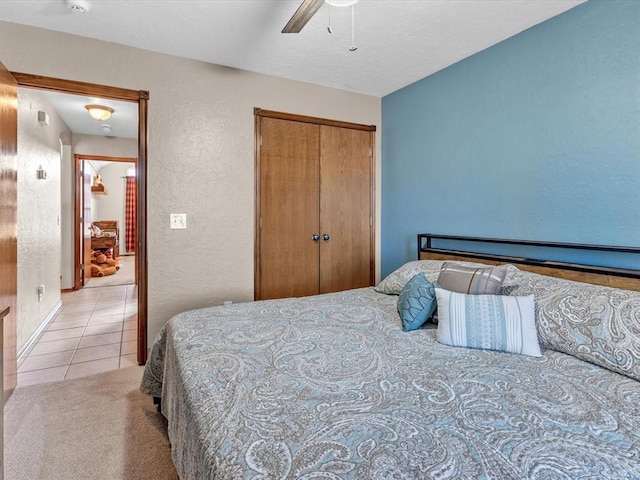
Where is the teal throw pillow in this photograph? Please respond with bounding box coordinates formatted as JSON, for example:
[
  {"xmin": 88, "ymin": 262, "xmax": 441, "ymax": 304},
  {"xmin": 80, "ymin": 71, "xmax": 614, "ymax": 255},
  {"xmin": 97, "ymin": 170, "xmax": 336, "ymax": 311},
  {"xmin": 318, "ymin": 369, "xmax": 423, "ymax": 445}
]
[{"xmin": 397, "ymin": 273, "xmax": 439, "ymax": 331}]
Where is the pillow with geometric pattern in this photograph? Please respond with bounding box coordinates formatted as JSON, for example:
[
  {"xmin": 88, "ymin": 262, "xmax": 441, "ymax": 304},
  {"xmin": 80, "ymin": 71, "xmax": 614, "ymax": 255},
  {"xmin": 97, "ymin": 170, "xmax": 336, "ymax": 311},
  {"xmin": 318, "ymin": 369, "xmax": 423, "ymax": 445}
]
[{"xmin": 397, "ymin": 273, "xmax": 439, "ymax": 331}]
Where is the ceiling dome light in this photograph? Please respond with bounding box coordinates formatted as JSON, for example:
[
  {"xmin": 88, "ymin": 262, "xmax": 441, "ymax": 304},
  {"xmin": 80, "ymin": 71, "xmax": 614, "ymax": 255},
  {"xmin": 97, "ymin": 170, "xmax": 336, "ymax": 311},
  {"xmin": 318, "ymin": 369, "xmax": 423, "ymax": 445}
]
[
  {"xmin": 85, "ymin": 105, "xmax": 114, "ymax": 121},
  {"xmin": 66, "ymin": 0, "xmax": 90, "ymax": 14}
]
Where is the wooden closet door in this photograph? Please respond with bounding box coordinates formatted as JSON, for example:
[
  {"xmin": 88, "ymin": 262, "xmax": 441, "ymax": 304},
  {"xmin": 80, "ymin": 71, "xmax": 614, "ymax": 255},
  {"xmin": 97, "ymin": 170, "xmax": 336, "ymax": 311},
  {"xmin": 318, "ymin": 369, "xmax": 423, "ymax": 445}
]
[
  {"xmin": 258, "ymin": 118, "xmax": 320, "ymax": 300},
  {"xmin": 319, "ymin": 126, "xmax": 373, "ymax": 294}
]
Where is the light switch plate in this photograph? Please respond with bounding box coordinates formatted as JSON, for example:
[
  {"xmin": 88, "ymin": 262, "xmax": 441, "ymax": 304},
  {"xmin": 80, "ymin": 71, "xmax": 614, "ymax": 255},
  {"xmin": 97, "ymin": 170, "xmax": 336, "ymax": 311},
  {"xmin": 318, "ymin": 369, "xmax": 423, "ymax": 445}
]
[{"xmin": 170, "ymin": 213, "xmax": 187, "ymax": 229}]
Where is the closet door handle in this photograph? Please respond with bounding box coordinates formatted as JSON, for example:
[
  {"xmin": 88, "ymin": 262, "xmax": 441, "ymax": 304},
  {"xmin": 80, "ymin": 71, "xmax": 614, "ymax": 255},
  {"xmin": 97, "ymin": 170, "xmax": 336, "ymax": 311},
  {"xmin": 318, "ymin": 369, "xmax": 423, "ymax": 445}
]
[
  {"xmin": 311, "ymin": 234, "xmax": 320, "ymax": 241},
  {"xmin": 322, "ymin": 234, "xmax": 330, "ymax": 241}
]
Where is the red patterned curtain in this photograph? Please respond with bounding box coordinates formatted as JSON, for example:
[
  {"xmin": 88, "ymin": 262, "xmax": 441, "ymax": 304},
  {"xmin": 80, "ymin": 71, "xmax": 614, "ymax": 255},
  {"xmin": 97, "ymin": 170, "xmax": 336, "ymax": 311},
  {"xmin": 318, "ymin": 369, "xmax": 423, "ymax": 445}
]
[{"xmin": 125, "ymin": 176, "xmax": 137, "ymax": 253}]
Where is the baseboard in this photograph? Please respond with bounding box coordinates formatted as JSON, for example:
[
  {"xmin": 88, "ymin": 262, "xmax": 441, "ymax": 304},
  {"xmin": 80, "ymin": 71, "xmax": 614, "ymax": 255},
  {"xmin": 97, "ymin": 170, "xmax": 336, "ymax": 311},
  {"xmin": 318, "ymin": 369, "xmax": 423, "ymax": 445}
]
[{"xmin": 18, "ymin": 300, "xmax": 63, "ymax": 361}]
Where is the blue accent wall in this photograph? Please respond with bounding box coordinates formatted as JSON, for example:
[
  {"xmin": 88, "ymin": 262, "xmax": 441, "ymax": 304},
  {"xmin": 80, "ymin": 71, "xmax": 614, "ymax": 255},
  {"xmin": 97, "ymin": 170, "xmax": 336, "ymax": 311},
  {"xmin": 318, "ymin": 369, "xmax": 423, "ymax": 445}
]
[{"xmin": 381, "ymin": 0, "xmax": 640, "ymax": 277}]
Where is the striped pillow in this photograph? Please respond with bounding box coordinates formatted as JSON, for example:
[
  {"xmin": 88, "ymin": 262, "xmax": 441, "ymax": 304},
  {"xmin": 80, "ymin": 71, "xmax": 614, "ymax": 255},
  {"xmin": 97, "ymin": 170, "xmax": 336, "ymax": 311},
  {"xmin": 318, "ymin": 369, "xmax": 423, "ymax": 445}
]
[
  {"xmin": 437, "ymin": 262, "xmax": 507, "ymax": 295},
  {"xmin": 435, "ymin": 288, "xmax": 541, "ymax": 357}
]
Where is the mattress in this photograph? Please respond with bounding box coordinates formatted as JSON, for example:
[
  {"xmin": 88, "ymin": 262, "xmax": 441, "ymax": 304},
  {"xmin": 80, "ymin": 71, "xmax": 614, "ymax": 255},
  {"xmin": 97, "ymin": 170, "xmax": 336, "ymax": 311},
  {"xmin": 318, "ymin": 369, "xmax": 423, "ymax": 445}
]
[{"xmin": 141, "ymin": 279, "xmax": 640, "ymax": 479}]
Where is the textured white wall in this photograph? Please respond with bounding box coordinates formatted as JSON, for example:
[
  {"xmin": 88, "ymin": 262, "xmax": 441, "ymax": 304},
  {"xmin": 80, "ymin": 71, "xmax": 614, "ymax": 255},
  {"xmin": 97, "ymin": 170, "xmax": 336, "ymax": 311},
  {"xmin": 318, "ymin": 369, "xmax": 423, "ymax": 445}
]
[
  {"xmin": 85, "ymin": 162, "xmax": 98, "ymax": 231},
  {"xmin": 0, "ymin": 22, "xmax": 382, "ymax": 343},
  {"xmin": 16, "ymin": 89, "xmax": 69, "ymax": 351},
  {"xmin": 60, "ymin": 143, "xmax": 73, "ymax": 289},
  {"xmin": 73, "ymin": 134, "xmax": 137, "ymax": 159}
]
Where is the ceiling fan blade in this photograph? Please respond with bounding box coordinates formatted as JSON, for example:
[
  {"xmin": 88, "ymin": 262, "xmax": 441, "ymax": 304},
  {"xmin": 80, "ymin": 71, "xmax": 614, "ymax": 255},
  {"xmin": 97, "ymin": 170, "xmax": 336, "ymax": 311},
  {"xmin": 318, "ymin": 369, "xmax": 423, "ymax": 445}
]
[{"xmin": 282, "ymin": 0, "xmax": 324, "ymax": 33}]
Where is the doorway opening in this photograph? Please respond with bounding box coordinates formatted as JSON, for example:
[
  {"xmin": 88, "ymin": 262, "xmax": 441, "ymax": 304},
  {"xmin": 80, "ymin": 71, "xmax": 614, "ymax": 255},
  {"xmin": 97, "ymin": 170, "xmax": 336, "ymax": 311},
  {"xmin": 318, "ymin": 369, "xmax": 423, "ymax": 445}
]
[
  {"xmin": 74, "ymin": 154, "xmax": 137, "ymax": 290},
  {"xmin": 11, "ymin": 72, "xmax": 149, "ymax": 366}
]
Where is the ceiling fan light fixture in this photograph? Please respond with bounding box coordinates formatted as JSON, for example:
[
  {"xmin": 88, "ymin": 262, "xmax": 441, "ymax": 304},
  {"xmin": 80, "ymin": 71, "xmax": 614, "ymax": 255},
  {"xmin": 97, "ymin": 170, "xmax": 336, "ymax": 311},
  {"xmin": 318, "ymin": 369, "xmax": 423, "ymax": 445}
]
[
  {"xmin": 85, "ymin": 104, "xmax": 114, "ymax": 121},
  {"xmin": 282, "ymin": 0, "xmax": 358, "ymax": 34},
  {"xmin": 325, "ymin": 0, "xmax": 358, "ymax": 7}
]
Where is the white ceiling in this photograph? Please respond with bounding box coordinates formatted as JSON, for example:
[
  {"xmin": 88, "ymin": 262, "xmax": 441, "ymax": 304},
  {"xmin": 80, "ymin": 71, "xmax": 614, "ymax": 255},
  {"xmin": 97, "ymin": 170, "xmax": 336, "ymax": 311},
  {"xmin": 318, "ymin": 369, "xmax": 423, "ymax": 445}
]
[
  {"xmin": 1, "ymin": 0, "xmax": 585, "ymax": 98},
  {"xmin": 42, "ymin": 90, "xmax": 138, "ymax": 138}
]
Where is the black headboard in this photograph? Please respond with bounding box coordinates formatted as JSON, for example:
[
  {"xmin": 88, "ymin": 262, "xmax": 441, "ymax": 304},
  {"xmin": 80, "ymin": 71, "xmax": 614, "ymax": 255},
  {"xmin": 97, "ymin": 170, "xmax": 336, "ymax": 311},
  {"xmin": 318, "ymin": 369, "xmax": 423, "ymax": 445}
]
[{"xmin": 417, "ymin": 233, "xmax": 640, "ymax": 291}]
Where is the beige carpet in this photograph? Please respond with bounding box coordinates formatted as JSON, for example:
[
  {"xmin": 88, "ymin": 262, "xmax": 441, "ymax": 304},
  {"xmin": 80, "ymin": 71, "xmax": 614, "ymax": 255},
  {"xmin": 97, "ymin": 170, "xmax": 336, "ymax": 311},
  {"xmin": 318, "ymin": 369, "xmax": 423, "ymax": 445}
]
[
  {"xmin": 86, "ymin": 255, "xmax": 135, "ymax": 288},
  {"xmin": 5, "ymin": 366, "xmax": 178, "ymax": 480}
]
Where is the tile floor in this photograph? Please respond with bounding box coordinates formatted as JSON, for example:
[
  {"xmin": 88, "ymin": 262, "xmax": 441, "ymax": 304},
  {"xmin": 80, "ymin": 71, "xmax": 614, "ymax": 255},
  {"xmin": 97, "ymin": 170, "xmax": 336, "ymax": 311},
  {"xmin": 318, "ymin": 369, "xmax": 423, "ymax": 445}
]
[{"xmin": 17, "ymin": 284, "xmax": 138, "ymax": 387}]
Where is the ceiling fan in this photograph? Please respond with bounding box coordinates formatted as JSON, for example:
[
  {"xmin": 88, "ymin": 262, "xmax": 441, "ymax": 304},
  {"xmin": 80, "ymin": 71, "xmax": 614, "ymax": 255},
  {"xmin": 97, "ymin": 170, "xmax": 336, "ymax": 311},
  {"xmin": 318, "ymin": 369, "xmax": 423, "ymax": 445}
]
[
  {"xmin": 282, "ymin": 0, "xmax": 324, "ymax": 33},
  {"xmin": 282, "ymin": 0, "xmax": 359, "ymax": 34}
]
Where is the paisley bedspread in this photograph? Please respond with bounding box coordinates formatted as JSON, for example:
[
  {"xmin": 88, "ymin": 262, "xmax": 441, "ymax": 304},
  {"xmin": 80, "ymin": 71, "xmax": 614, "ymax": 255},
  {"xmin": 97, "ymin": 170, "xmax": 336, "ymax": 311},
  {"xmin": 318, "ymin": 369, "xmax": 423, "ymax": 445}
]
[{"xmin": 141, "ymin": 285, "xmax": 640, "ymax": 479}]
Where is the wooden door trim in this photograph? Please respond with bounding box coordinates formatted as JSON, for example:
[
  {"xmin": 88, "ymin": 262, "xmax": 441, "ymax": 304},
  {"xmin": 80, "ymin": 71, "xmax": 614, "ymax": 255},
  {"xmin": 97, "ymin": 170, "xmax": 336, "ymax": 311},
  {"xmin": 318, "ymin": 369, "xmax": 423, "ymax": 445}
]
[
  {"xmin": 254, "ymin": 113, "xmax": 263, "ymax": 300},
  {"xmin": 10, "ymin": 72, "xmax": 141, "ymax": 102},
  {"xmin": 75, "ymin": 154, "xmax": 136, "ymax": 163},
  {"xmin": 137, "ymin": 94, "xmax": 149, "ymax": 365},
  {"xmin": 369, "ymin": 131, "xmax": 376, "ymax": 285},
  {"xmin": 255, "ymin": 108, "xmax": 376, "ymax": 132},
  {"xmin": 13, "ymin": 72, "xmax": 149, "ymax": 366},
  {"xmin": 73, "ymin": 156, "xmax": 86, "ymax": 289},
  {"xmin": 1, "ymin": 63, "xmax": 18, "ymax": 400}
]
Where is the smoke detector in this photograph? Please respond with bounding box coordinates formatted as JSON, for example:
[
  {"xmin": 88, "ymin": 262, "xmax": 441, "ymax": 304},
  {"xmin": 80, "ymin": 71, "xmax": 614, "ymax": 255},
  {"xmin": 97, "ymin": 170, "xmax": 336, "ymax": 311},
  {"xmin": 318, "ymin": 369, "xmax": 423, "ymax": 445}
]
[{"xmin": 66, "ymin": 0, "xmax": 90, "ymax": 14}]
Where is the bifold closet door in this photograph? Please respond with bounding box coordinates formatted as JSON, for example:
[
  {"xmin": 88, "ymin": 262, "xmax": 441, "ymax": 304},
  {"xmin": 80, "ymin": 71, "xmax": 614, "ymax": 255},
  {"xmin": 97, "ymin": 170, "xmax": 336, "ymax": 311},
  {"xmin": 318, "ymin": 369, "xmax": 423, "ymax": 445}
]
[
  {"xmin": 259, "ymin": 118, "xmax": 320, "ymax": 300},
  {"xmin": 319, "ymin": 125, "xmax": 373, "ymax": 293}
]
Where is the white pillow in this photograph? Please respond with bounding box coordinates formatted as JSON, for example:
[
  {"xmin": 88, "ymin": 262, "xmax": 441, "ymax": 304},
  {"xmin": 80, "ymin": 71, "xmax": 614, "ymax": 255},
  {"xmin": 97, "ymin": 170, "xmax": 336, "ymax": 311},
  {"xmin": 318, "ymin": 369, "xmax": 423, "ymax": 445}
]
[{"xmin": 435, "ymin": 288, "xmax": 542, "ymax": 357}]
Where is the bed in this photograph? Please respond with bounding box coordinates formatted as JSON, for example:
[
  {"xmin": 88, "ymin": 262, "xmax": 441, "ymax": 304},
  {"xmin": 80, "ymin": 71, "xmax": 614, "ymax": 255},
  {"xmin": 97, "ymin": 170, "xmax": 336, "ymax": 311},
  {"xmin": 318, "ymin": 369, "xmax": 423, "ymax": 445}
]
[{"xmin": 141, "ymin": 235, "xmax": 640, "ymax": 479}]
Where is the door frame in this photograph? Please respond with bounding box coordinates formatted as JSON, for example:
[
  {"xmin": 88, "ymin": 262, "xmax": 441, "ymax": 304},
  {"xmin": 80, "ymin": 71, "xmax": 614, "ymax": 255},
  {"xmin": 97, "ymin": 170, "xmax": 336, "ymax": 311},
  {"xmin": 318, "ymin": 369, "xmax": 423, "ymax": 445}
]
[
  {"xmin": 79, "ymin": 158, "xmax": 92, "ymax": 288},
  {"xmin": 1, "ymin": 62, "xmax": 18, "ymax": 399},
  {"xmin": 73, "ymin": 154, "xmax": 137, "ymax": 289},
  {"xmin": 12, "ymin": 72, "xmax": 149, "ymax": 365}
]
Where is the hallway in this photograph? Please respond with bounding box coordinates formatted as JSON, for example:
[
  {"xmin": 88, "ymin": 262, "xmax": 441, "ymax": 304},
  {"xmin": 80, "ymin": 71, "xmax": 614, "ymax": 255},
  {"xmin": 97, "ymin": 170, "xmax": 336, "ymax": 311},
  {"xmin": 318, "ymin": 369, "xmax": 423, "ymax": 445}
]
[{"xmin": 17, "ymin": 284, "xmax": 137, "ymax": 387}]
